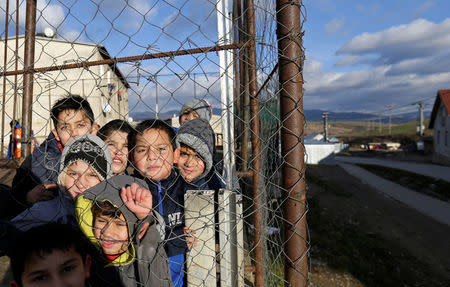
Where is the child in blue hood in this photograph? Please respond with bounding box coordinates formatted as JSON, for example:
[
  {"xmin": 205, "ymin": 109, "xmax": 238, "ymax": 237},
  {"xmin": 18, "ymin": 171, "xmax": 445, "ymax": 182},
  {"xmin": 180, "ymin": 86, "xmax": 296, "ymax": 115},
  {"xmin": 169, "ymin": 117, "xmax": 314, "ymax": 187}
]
[{"xmin": 129, "ymin": 119, "xmax": 187, "ymax": 287}]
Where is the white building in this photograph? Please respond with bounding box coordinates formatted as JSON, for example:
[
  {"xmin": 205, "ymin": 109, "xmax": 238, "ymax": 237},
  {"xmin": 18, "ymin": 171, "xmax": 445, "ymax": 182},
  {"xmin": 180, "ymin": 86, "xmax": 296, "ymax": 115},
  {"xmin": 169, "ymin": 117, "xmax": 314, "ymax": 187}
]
[
  {"xmin": 0, "ymin": 35, "xmax": 129, "ymax": 146},
  {"xmin": 429, "ymin": 89, "xmax": 450, "ymax": 165}
]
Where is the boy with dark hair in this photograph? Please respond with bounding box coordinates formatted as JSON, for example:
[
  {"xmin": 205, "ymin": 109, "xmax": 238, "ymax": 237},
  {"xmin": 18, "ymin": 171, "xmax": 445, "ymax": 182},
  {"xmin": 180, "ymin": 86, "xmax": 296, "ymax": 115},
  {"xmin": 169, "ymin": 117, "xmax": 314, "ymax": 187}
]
[
  {"xmin": 9, "ymin": 223, "xmax": 92, "ymax": 287},
  {"xmin": 98, "ymin": 119, "xmax": 132, "ymax": 175},
  {"xmin": 6, "ymin": 95, "xmax": 97, "ymax": 218},
  {"xmin": 175, "ymin": 118, "xmax": 225, "ymax": 191},
  {"xmin": 75, "ymin": 175, "xmax": 173, "ymax": 287},
  {"xmin": 129, "ymin": 119, "xmax": 187, "ymax": 287}
]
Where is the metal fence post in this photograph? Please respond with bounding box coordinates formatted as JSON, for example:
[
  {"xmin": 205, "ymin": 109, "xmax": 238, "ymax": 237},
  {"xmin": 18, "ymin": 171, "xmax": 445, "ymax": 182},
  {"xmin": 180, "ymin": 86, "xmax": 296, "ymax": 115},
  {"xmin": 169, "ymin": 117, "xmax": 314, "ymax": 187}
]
[
  {"xmin": 22, "ymin": 0, "xmax": 37, "ymax": 157},
  {"xmin": 276, "ymin": 0, "xmax": 308, "ymax": 286},
  {"xmin": 1, "ymin": 0, "xmax": 10, "ymax": 158},
  {"xmin": 245, "ymin": 0, "xmax": 263, "ymax": 286}
]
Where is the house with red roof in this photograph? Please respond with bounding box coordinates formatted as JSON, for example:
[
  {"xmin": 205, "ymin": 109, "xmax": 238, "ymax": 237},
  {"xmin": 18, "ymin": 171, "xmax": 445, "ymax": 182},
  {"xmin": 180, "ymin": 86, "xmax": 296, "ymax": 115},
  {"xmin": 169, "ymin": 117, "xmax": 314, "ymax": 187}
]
[{"xmin": 428, "ymin": 89, "xmax": 450, "ymax": 165}]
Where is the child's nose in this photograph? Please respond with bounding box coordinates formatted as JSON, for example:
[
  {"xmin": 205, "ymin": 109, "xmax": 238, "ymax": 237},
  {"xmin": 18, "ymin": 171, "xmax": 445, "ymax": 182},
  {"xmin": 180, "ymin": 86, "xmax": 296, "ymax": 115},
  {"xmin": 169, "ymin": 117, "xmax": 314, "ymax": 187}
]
[{"xmin": 147, "ymin": 148, "xmax": 159, "ymax": 160}]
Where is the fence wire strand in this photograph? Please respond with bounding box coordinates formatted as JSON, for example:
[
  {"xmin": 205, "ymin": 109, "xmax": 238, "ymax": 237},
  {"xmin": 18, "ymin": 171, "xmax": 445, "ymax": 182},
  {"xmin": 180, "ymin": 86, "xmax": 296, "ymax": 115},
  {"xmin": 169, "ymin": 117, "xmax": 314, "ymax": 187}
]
[{"xmin": 0, "ymin": 0, "xmax": 308, "ymax": 286}]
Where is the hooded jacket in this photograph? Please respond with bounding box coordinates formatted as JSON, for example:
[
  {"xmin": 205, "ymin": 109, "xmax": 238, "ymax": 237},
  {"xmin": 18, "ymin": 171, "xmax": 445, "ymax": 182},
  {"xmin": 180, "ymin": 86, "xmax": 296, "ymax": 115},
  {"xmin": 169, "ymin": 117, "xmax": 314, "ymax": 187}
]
[
  {"xmin": 31, "ymin": 131, "xmax": 63, "ymax": 184},
  {"xmin": 135, "ymin": 169, "xmax": 187, "ymax": 258},
  {"xmin": 75, "ymin": 175, "xmax": 173, "ymax": 287}
]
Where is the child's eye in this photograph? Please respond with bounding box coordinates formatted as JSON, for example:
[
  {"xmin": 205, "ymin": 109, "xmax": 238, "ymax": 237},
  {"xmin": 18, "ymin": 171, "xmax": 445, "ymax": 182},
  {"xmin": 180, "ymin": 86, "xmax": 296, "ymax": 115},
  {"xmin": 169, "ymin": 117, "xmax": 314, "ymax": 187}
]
[
  {"xmin": 88, "ymin": 173, "xmax": 99, "ymax": 179},
  {"xmin": 77, "ymin": 123, "xmax": 86, "ymax": 128},
  {"xmin": 136, "ymin": 147, "xmax": 147, "ymax": 154},
  {"xmin": 59, "ymin": 125, "xmax": 68, "ymax": 131},
  {"xmin": 63, "ymin": 265, "xmax": 76, "ymax": 273},
  {"xmin": 67, "ymin": 171, "xmax": 78, "ymax": 177},
  {"xmin": 32, "ymin": 275, "xmax": 48, "ymax": 282}
]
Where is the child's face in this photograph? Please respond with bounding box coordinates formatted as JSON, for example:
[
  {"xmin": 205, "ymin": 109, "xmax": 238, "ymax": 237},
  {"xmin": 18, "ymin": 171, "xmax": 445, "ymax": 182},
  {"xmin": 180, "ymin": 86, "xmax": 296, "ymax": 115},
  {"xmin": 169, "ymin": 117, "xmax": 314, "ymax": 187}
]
[
  {"xmin": 132, "ymin": 128, "xmax": 179, "ymax": 181},
  {"xmin": 64, "ymin": 161, "xmax": 101, "ymax": 199},
  {"xmin": 14, "ymin": 247, "xmax": 91, "ymax": 287},
  {"xmin": 55, "ymin": 109, "xmax": 93, "ymax": 146},
  {"xmin": 105, "ymin": 131, "xmax": 129, "ymax": 175},
  {"xmin": 177, "ymin": 145, "xmax": 205, "ymax": 182},
  {"xmin": 93, "ymin": 213, "xmax": 129, "ymax": 256},
  {"xmin": 180, "ymin": 109, "xmax": 199, "ymax": 124}
]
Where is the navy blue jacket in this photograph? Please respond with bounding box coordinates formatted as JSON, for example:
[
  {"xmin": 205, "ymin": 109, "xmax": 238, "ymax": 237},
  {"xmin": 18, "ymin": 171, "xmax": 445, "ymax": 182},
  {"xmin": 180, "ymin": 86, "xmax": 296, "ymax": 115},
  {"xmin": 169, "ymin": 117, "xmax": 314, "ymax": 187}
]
[
  {"xmin": 31, "ymin": 132, "xmax": 62, "ymax": 184},
  {"xmin": 137, "ymin": 170, "xmax": 187, "ymax": 258},
  {"xmin": 186, "ymin": 169, "xmax": 226, "ymax": 192}
]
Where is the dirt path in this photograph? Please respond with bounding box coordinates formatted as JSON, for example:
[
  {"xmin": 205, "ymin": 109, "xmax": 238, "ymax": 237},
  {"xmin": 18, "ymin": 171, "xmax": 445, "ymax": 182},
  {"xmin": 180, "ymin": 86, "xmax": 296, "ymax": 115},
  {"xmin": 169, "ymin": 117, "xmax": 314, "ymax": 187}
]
[{"xmin": 307, "ymin": 164, "xmax": 450, "ymax": 287}]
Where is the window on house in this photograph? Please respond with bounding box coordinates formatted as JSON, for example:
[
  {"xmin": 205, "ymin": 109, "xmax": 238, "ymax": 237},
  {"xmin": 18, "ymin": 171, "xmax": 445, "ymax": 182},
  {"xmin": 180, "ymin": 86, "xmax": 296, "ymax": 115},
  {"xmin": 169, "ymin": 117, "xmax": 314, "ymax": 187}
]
[
  {"xmin": 437, "ymin": 131, "xmax": 440, "ymax": 144},
  {"xmin": 446, "ymin": 131, "xmax": 448, "ymax": 146}
]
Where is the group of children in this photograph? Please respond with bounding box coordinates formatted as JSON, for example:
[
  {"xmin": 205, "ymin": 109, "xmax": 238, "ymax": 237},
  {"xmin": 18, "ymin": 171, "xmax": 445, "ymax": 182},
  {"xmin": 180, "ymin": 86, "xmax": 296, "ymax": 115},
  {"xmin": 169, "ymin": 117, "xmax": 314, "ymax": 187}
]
[{"xmin": 1, "ymin": 96, "xmax": 226, "ymax": 287}]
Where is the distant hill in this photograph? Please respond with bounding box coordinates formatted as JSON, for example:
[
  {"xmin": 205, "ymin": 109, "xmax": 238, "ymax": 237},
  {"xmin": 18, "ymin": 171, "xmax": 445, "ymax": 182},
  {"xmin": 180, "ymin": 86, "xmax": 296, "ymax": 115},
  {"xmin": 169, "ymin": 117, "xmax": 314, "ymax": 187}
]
[
  {"xmin": 304, "ymin": 109, "xmax": 431, "ymax": 124},
  {"xmin": 131, "ymin": 107, "xmax": 223, "ymax": 121},
  {"xmin": 131, "ymin": 108, "xmax": 430, "ymax": 124}
]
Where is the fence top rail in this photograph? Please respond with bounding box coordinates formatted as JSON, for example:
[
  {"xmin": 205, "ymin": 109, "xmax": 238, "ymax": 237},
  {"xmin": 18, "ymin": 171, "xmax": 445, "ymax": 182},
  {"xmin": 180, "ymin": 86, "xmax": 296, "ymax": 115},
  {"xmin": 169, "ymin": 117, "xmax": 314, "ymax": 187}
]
[{"xmin": 1, "ymin": 43, "xmax": 247, "ymax": 77}]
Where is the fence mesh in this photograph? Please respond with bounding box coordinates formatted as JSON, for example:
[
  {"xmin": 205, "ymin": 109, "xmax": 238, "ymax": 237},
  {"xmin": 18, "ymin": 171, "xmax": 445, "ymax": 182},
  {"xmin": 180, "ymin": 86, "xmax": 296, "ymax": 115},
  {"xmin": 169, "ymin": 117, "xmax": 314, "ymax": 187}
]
[{"xmin": 0, "ymin": 0, "xmax": 308, "ymax": 286}]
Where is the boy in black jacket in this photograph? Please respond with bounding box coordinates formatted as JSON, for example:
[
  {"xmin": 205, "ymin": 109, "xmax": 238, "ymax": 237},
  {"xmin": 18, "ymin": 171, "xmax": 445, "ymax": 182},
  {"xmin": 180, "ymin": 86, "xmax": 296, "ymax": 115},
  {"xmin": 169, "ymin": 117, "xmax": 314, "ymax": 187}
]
[
  {"xmin": 6, "ymin": 95, "xmax": 97, "ymax": 218},
  {"xmin": 129, "ymin": 119, "xmax": 187, "ymax": 287}
]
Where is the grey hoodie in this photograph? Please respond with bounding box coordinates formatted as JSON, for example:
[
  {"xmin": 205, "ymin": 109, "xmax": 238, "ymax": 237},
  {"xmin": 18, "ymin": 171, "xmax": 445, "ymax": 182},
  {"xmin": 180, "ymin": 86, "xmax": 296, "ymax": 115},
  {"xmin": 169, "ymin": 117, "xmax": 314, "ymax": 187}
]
[{"xmin": 75, "ymin": 175, "xmax": 173, "ymax": 287}]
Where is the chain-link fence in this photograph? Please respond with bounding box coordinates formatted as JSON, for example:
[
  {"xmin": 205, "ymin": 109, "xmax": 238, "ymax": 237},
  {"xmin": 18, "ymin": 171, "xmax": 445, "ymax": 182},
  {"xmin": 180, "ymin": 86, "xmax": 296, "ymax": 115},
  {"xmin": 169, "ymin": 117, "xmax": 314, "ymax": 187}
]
[{"xmin": 0, "ymin": 0, "xmax": 307, "ymax": 286}]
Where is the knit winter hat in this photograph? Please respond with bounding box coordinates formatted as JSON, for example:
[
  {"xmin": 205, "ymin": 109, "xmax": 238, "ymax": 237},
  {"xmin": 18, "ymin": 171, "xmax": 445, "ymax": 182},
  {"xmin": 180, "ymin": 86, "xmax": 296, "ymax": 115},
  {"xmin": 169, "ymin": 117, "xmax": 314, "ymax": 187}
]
[
  {"xmin": 175, "ymin": 118, "xmax": 214, "ymax": 181},
  {"xmin": 179, "ymin": 98, "xmax": 212, "ymax": 123},
  {"xmin": 57, "ymin": 134, "xmax": 112, "ymax": 187}
]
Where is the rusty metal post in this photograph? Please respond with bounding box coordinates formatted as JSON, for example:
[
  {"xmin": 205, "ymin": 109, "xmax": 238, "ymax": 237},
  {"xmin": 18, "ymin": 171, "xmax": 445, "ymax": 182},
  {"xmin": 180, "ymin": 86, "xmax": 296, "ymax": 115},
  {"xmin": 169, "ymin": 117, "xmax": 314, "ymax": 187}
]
[
  {"xmin": 22, "ymin": 0, "xmax": 37, "ymax": 157},
  {"xmin": 1, "ymin": 0, "xmax": 10, "ymax": 157},
  {"xmin": 276, "ymin": 0, "xmax": 308, "ymax": 286},
  {"xmin": 245, "ymin": 0, "xmax": 263, "ymax": 286},
  {"xmin": 240, "ymin": 0, "xmax": 249, "ymax": 171},
  {"xmin": 13, "ymin": 0, "xmax": 19, "ymax": 139}
]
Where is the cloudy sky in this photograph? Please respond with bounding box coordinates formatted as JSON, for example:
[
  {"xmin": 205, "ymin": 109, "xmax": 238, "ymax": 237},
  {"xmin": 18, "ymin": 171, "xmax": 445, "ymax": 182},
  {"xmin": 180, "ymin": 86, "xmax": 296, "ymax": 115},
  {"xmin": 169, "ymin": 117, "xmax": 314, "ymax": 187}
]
[
  {"xmin": 303, "ymin": 0, "xmax": 450, "ymax": 116},
  {"xmin": 1, "ymin": 0, "xmax": 449, "ymax": 118}
]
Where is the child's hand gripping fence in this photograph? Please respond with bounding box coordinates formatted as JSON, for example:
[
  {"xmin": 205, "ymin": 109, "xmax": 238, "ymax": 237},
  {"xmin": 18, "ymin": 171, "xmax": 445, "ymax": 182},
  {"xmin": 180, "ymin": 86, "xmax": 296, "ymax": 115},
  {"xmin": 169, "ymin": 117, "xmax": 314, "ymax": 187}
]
[{"xmin": 0, "ymin": 0, "xmax": 308, "ymax": 286}]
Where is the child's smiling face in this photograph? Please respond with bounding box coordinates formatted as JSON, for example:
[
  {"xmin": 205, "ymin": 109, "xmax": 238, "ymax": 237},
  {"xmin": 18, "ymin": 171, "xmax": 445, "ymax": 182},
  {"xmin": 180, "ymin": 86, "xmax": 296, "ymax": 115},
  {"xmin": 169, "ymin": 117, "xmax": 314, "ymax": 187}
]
[
  {"xmin": 93, "ymin": 213, "xmax": 129, "ymax": 256},
  {"xmin": 105, "ymin": 130, "xmax": 129, "ymax": 175},
  {"xmin": 64, "ymin": 161, "xmax": 101, "ymax": 199},
  {"xmin": 177, "ymin": 145, "xmax": 205, "ymax": 182},
  {"xmin": 132, "ymin": 128, "xmax": 179, "ymax": 181}
]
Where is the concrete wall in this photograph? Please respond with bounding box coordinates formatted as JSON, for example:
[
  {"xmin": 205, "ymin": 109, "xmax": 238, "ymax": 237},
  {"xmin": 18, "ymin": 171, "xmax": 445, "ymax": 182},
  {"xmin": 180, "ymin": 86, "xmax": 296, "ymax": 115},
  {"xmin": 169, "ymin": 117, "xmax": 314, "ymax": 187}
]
[
  {"xmin": 0, "ymin": 36, "xmax": 129, "ymax": 146},
  {"xmin": 305, "ymin": 142, "xmax": 336, "ymax": 164}
]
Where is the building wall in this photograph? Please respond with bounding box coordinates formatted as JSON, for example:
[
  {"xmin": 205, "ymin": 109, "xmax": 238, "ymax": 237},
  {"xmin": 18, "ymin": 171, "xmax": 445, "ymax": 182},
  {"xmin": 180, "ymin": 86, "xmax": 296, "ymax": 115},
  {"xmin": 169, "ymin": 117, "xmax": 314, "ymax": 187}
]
[
  {"xmin": 432, "ymin": 103, "xmax": 450, "ymax": 165},
  {"xmin": 0, "ymin": 37, "xmax": 129, "ymax": 147}
]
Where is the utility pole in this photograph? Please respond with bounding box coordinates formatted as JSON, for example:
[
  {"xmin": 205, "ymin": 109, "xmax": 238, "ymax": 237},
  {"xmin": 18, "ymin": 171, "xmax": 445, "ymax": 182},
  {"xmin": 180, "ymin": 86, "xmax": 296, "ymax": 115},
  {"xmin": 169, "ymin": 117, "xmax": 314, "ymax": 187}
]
[
  {"xmin": 418, "ymin": 102, "xmax": 424, "ymax": 139},
  {"xmin": 155, "ymin": 75, "xmax": 159, "ymax": 119},
  {"xmin": 322, "ymin": 112, "xmax": 329, "ymax": 142},
  {"xmin": 386, "ymin": 105, "xmax": 394, "ymax": 136},
  {"xmin": 379, "ymin": 114, "xmax": 382, "ymax": 133}
]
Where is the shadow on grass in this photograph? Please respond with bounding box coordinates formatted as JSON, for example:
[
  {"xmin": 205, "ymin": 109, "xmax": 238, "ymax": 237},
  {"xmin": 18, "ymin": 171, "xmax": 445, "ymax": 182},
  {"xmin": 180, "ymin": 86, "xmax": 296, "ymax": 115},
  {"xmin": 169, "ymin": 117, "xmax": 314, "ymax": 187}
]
[{"xmin": 306, "ymin": 176, "xmax": 447, "ymax": 287}]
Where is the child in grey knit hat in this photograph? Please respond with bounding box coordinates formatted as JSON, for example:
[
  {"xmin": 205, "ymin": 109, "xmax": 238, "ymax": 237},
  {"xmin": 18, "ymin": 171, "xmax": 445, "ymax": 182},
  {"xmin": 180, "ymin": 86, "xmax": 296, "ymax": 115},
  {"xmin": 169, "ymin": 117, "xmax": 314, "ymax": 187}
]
[
  {"xmin": 175, "ymin": 119, "xmax": 214, "ymax": 183},
  {"xmin": 179, "ymin": 98, "xmax": 212, "ymax": 125},
  {"xmin": 175, "ymin": 119, "xmax": 225, "ymax": 192}
]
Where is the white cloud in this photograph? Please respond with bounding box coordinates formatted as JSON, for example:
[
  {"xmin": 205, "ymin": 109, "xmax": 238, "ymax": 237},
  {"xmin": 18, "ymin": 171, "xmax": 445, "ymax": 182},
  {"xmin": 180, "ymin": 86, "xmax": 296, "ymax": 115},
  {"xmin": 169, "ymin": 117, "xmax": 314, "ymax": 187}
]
[
  {"xmin": 337, "ymin": 18, "xmax": 450, "ymax": 64},
  {"xmin": 324, "ymin": 18, "xmax": 344, "ymax": 34},
  {"xmin": 36, "ymin": 1, "xmax": 65, "ymax": 31}
]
